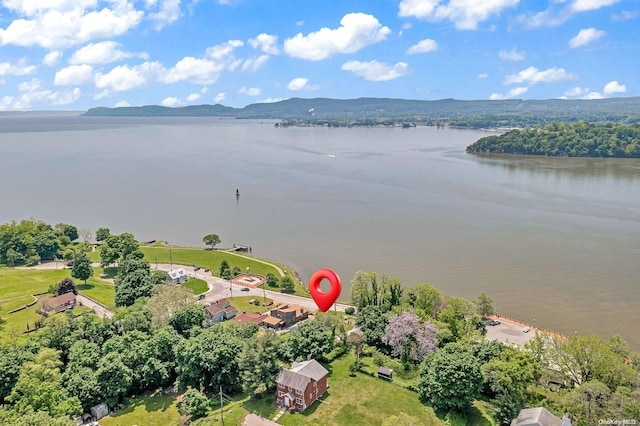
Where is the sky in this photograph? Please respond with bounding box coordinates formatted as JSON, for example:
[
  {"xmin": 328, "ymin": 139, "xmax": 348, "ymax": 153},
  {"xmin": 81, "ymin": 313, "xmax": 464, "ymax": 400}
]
[{"xmin": 0, "ymin": 0, "xmax": 638, "ymax": 110}]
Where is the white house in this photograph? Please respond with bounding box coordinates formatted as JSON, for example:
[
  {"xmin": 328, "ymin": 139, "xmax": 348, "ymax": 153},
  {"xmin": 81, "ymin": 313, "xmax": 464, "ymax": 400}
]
[{"xmin": 166, "ymin": 268, "xmax": 188, "ymax": 284}]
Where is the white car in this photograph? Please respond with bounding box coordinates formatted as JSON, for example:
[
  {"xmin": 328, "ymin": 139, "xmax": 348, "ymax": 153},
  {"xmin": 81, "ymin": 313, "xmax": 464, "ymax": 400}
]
[{"xmin": 523, "ymin": 327, "xmax": 531, "ymax": 333}]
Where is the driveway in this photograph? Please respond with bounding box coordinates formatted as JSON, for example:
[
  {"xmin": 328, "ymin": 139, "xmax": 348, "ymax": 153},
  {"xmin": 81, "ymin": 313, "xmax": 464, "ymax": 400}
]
[
  {"xmin": 485, "ymin": 319, "xmax": 536, "ymax": 346},
  {"xmin": 77, "ymin": 294, "xmax": 114, "ymax": 319}
]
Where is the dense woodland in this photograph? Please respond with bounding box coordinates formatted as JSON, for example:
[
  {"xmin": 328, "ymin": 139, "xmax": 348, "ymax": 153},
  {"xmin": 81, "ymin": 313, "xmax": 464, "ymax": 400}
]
[
  {"xmin": 467, "ymin": 122, "xmax": 640, "ymax": 157},
  {"xmin": 1, "ymin": 221, "xmax": 639, "ymax": 425}
]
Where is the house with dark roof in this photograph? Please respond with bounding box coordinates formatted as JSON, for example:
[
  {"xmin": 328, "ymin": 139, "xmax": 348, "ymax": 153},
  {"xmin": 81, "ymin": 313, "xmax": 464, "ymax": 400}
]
[
  {"xmin": 511, "ymin": 407, "xmax": 572, "ymax": 426},
  {"xmin": 270, "ymin": 304, "xmax": 310, "ymax": 327},
  {"xmin": 275, "ymin": 359, "xmax": 328, "ymax": 411},
  {"xmin": 234, "ymin": 312, "xmax": 266, "ymax": 325},
  {"xmin": 41, "ymin": 292, "xmax": 76, "ymax": 313},
  {"xmin": 205, "ymin": 298, "xmax": 237, "ymax": 323}
]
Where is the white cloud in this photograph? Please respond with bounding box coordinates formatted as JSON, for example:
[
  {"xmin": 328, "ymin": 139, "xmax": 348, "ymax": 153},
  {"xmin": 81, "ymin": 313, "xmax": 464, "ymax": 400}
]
[
  {"xmin": 504, "ymin": 66, "xmax": 576, "ymax": 85},
  {"xmin": 0, "ymin": 83, "xmax": 80, "ymax": 110},
  {"xmin": 571, "ymin": 0, "xmax": 619, "ymax": 12},
  {"xmin": 186, "ymin": 92, "xmax": 201, "ymax": 102},
  {"xmin": 95, "ymin": 61, "xmax": 162, "ymax": 91},
  {"xmin": 489, "ymin": 86, "xmax": 528, "ymax": 100},
  {"xmin": 284, "ymin": 13, "xmax": 391, "ymax": 60},
  {"xmin": 286, "ymin": 77, "xmax": 319, "ymax": 91},
  {"xmin": 241, "ymin": 55, "xmax": 269, "ymax": 72},
  {"xmin": 341, "ymin": 60, "xmax": 409, "ymax": 81},
  {"xmin": 54, "ymin": 64, "xmax": 93, "ymax": 85},
  {"xmin": 161, "ymin": 96, "xmax": 184, "ymax": 107},
  {"xmin": 161, "ymin": 57, "xmax": 223, "ymax": 85},
  {"xmin": 42, "ymin": 50, "xmax": 63, "ymax": 66},
  {"xmin": 239, "ymin": 87, "xmax": 261, "ymax": 96},
  {"xmin": 477, "ymin": 73, "xmax": 489, "ymax": 79},
  {"xmin": 569, "ymin": 28, "xmax": 606, "ymax": 48},
  {"xmin": 213, "ymin": 92, "xmax": 226, "ymax": 103},
  {"xmin": 248, "ymin": 33, "xmax": 279, "ymax": 55},
  {"xmin": 205, "ymin": 39, "xmax": 243, "ymax": 60},
  {"xmin": 406, "ymin": 38, "xmax": 438, "ymax": 54},
  {"xmin": 0, "ymin": 61, "xmax": 37, "ymax": 76},
  {"xmin": 398, "ymin": 0, "xmax": 519, "ymax": 30},
  {"xmin": 70, "ymin": 41, "xmax": 143, "ymax": 64},
  {"xmin": 498, "ymin": 47, "xmax": 525, "ymax": 61},
  {"xmin": 146, "ymin": 0, "xmax": 182, "ymax": 30},
  {"xmin": 114, "ymin": 100, "xmax": 130, "ymax": 107},
  {"xmin": 564, "ymin": 86, "xmax": 589, "ymax": 97},
  {"xmin": 603, "ymin": 80, "xmax": 626, "ymax": 95},
  {"xmin": 612, "ymin": 10, "xmax": 639, "ymax": 21},
  {"xmin": 0, "ymin": 2, "xmax": 144, "ymax": 49}
]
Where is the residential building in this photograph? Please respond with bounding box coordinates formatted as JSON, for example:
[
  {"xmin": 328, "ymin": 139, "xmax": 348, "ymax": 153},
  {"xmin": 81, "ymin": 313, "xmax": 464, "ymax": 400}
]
[
  {"xmin": 205, "ymin": 298, "xmax": 237, "ymax": 323},
  {"xmin": 276, "ymin": 359, "xmax": 328, "ymax": 411},
  {"xmin": 270, "ymin": 304, "xmax": 310, "ymax": 327},
  {"xmin": 41, "ymin": 292, "xmax": 76, "ymax": 313},
  {"xmin": 511, "ymin": 407, "xmax": 572, "ymax": 426},
  {"xmin": 234, "ymin": 312, "xmax": 267, "ymax": 325},
  {"xmin": 167, "ymin": 268, "xmax": 188, "ymax": 284}
]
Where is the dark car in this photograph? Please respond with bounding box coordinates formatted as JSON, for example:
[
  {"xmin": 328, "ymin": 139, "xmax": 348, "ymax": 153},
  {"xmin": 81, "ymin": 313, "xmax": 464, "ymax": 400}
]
[
  {"xmin": 240, "ymin": 287, "xmax": 250, "ymax": 292},
  {"xmin": 488, "ymin": 320, "xmax": 501, "ymax": 326}
]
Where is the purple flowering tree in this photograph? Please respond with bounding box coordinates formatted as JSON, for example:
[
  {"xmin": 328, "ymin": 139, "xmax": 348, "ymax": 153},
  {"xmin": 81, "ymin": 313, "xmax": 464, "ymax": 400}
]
[{"xmin": 382, "ymin": 311, "xmax": 437, "ymax": 364}]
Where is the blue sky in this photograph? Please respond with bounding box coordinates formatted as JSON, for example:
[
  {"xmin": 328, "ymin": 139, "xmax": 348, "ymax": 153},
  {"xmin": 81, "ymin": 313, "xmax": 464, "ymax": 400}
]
[{"xmin": 0, "ymin": 0, "xmax": 637, "ymax": 110}]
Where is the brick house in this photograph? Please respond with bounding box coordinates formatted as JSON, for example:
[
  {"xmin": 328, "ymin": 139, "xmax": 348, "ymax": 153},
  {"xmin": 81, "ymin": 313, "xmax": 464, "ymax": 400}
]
[
  {"xmin": 270, "ymin": 304, "xmax": 310, "ymax": 328},
  {"xmin": 276, "ymin": 359, "xmax": 328, "ymax": 411},
  {"xmin": 205, "ymin": 298, "xmax": 237, "ymax": 323},
  {"xmin": 41, "ymin": 292, "xmax": 76, "ymax": 313}
]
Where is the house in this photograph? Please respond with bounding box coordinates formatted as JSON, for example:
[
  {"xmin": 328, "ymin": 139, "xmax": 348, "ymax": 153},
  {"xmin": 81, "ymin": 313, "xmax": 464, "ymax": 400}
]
[
  {"xmin": 205, "ymin": 298, "xmax": 237, "ymax": 323},
  {"xmin": 234, "ymin": 312, "xmax": 266, "ymax": 325},
  {"xmin": 167, "ymin": 268, "xmax": 188, "ymax": 284},
  {"xmin": 270, "ymin": 304, "xmax": 310, "ymax": 327},
  {"xmin": 262, "ymin": 316, "xmax": 284, "ymax": 329},
  {"xmin": 276, "ymin": 359, "xmax": 329, "ymax": 411},
  {"xmin": 41, "ymin": 292, "xmax": 76, "ymax": 313},
  {"xmin": 511, "ymin": 407, "xmax": 572, "ymax": 426}
]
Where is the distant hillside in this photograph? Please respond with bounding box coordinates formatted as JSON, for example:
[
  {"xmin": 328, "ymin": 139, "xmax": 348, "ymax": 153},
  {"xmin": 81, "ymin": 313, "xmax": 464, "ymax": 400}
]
[{"xmin": 83, "ymin": 97, "xmax": 640, "ymax": 128}]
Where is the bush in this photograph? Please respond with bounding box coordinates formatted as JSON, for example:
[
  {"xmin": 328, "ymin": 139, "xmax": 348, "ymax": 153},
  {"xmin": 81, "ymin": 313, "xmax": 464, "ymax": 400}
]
[
  {"xmin": 345, "ymin": 307, "xmax": 355, "ymax": 315},
  {"xmin": 180, "ymin": 388, "xmax": 209, "ymax": 418}
]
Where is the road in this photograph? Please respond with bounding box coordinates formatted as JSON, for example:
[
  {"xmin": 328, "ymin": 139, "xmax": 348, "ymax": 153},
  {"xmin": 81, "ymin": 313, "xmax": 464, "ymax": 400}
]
[{"xmin": 77, "ymin": 294, "xmax": 114, "ymax": 319}]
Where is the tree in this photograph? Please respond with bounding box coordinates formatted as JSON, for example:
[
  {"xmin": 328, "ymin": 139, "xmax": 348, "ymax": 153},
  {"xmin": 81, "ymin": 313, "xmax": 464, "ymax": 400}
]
[
  {"xmin": 202, "ymin": 234, "xmax": 221, "ymax": 249},
  {"xmin": 382, "ymin": 311, "xmax": 437, "ymax": 365},
  {"xmin": 55, "ymin": 278, "xmax": 78, "ymax": 296},
  {"xmin": 280, "ymin": 275, "xmax": 295, "ymax": 291},
  {"xmin": 62, "ymin": 367, "xmax": 101, "ymax": 411},
  {"xmin": 219, "ymin": 259, "xmax": 231, "ymax": 279},
  {"xmin": 114, "ymin": 258, "xmax": 153, "ymax": 307},
  {"xmin": 145, "ymin": 285, "xmax": 194, "ymax": 328},
  {"xmin": 231, "ymin": 266, "xmax": 241, "ymax": 277},
  {"xmin": 475, "ymin": 292, "xmax": 495, "ymax": 318},
  {"xmin": 238, "ymin": 331, "xmax": 281, "ymax": 396},
  {"xmin": 7, "ymin": 348, "xmax": 82, "ymax": 418},
  {"xmin": 55, "ymin": 223, "xmax": 78, "ymax": 242},
  {"xmin": 100, "ymin": 233, "xmax": 141, "ymax": 267},
  {"xmin": 71, "ymin": 251, "xmax": 93, "ymax": 284},
  {"xmin": 169, "ymin": 304, "xmax": 205, "ymax": 336},
  {"xmin": 79, "ymin": 229, "xmax": 92, "ymax": 244},
  {"xmin": 96, "ymin": 352, "xmax": 132, "ymax": 406},
  {"xmin": 0, "ymin": 345, "xmax": 34, "ymax": 403},
  {"xmin": 180, "ymin": 388, "xmax": 209, "ymax": 418},
  {"xmin": 355, "ymin": 305, "xmax": 388, "ymax": 348},
  {"xmin": 265, "ymin": 272, "xmax": 278, "ymax": 287},
  {"xmin": 286, "ymin": 320, "xmax": 334, "ymax": 362},
  {"xmin": 95, "ymin": 227, "xmax": 110, "ymax": 242},
  {"xmin": 417, "ymin": 343, "xmax": 483, "ymax": 412},
  {"xmin": 347, "ymin": 332, "xmax": 364, "ymax": 368}
]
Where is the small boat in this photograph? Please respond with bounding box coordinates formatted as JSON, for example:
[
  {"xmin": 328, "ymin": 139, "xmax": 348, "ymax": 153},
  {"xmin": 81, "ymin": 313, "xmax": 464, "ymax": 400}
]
[{"xmin": 236, "ymin": 189, "xmax": 240, "ymax": 197}]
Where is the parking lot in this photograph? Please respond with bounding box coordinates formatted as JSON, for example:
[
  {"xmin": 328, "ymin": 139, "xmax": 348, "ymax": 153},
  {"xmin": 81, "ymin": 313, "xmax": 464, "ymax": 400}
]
[{"xmin": 485, "ymin": 319, "xmax": 537, "ymax": 346}]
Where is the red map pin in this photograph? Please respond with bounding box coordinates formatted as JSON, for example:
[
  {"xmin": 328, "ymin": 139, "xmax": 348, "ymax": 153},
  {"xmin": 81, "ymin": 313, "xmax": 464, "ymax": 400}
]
[{"xmin": 309, "ymin": 269, "xmax": 342, "ymax": 312}]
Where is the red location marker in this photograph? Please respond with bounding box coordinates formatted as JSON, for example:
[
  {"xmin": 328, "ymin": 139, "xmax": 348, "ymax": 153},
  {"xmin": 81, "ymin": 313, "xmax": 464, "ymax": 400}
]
[{"xmin": 309, "ymin": 269, "xmax": 342, "ymax": 312}]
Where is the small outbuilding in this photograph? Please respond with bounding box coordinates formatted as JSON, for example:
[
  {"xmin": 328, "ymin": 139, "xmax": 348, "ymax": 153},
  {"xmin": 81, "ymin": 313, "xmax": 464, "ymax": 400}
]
[
  {"xmin": 167, "ymin": 268, "xmax": 188, "ymax": 284},
  {"xmin": 377, "ymin": 367, "xmax": 393, "ymax": 381},
  {"xmin": 91, "ymin": 402, "xmax": 109, "ymax": 421},
  {"xmin": 511, "ymin": 407, "xmax": 571, "ymax": 426}
]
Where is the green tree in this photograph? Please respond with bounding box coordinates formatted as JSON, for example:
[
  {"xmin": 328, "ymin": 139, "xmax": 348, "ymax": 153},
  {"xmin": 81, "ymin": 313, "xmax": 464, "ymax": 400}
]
[
  {"xmin": 238, "ymin": 331, "xmax": 281, "ymax": 396},
  {"xmin": 145, "ymin": 285, "xmax": 194, "ymax": 328},
  {"xmin": 7, "ymin": 348, "xmax": 82, "ymax": 418},
  {"xmin": 0, "ymin": 409, "xmax": 76, "ymax": 426},
  {"xmin": 355, "ymin": 305, "xmax": 388, "ymax": 348},
  {"xmin": 71, "ymin": 251, "xmax": 93, "ymax": 284},
  {"xmin": 62, "ymin": 367, "xmax": 101, "ymax": 411},
  {"xmin": 280, "ymin": 275, "xmax": 295, "ymax": 291},
  {"xmin": 0, "ymin": 345, "xmax": 34, "ymax": 403},
  {"xmin": 417, "ymin": 343, "xmax": 483, "ymax": 412},
  {"xmin": 95, "ymin": 227, "xmax": 110, "ymax": 242},
  {"xmin": 55, "ymin": 223, "xmax": 78, "ymax": 242},
  {"xmin": 180, "ymin": 388, "xmax": 209, "ymax": 418},
  {"xmin": 475, "ymin": 292, "xmax": 495, "ymax": 318},
  {"xmin": 203, "ymin": 233, "xmax": 221, "ymax": 249},
  {"xmin": 219, "ymin": 259, "xmax": 231, "ymax": 280},
  {"xmin": 286, "ymin": 320, "xmax": 334, "ymax": 362},
  {"xmin": 265, "ymin": 272, "xmax": 278, "ymax": 287},
  {"xmin": 55, "ymin": 277, "xmax": 78, "ymax": 296},
  {"xmin": 169, "ymin": 304, "xmax": 205, "ymax": 336},
  {"xmin": 115, "ymin": 258, "xmax": 154, "ymax": 307},
  {"xmin": 96, "ymin": 352, "xmax": 132, "ymax": 406}
]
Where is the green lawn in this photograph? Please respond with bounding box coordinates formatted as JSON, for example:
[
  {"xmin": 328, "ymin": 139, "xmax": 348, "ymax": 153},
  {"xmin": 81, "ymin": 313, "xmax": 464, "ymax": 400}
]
[
  {"xmin": 278, "ymin": 354, "xmax": 444, "ymax": 426},
  {"xmin": 99, "ymin": 393, "xmax": 181, "ymax": 426},
  {"xmin": 182, "ymin": 278, "xmax": 208, "ymax": 295},
  {"xmin": 76, "ymin": 268, "xmax": 116, "ymax": 309},
  {"xmin": 229, "ymin": 296, "xmax": 275, "ymax": 315}
]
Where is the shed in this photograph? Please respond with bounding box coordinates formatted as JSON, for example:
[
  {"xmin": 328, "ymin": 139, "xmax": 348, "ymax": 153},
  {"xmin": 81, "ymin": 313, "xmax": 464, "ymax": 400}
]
[
  {"xmin": 91, "ymin": 402, "xmax": 109, "ymax": 420},
  {"xmin": 377, "ymin": 367, "xmax": 393, "ymax": 381}
]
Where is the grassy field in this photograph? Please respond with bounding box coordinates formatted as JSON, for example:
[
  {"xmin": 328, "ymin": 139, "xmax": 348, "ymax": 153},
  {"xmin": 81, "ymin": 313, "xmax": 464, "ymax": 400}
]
[
  {"xmin": 77, "ymin": 268, "xmax": 116, "ymax": 308},
  {"xmin": 100, "ymin": 393, "xmax": 181, "ymax": 426},
  {"xmin": 0, "ymin": 268, "xmax": 115, "ymax": 338},
  {"xmin": 182, "ymin": 278, "xmax": 208, "ymax": 294},
  {"xmin": 229, "ymin": 296, "xmax": 275, "ymax": 315}
]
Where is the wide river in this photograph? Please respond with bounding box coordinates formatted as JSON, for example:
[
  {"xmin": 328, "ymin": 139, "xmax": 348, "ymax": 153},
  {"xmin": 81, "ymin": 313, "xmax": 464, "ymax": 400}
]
[{"xmin": 1, "ymin": 114, "xmax": 639, "ymax": 348}]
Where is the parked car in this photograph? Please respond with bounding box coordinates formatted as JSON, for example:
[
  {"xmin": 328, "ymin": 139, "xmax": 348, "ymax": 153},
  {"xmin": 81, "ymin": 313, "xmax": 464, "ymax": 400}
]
[
  {"xmin": 240, "ymin": 287, "xmax": 250, "ymax": 292},
  {"xmin": 488, "ymin": 320, "xmax": 501, "ymax": 326},
  {"xmin": 523, "ymin": 327, "xmax": 531, "ymax": 333},
  {"xmin": 204, "ymin": 268, "xmax": 210, "ymax": 272}
]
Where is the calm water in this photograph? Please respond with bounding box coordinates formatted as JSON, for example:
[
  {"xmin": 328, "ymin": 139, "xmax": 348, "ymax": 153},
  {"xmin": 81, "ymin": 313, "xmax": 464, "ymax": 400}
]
[{"xmin": 1, "ymin": 114, "xmax": 639, "ymax": 347}]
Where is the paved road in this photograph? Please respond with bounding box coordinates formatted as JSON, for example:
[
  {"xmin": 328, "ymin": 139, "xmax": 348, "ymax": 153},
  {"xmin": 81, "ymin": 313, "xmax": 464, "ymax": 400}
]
[
  {"xmin": 77, "ymin": 294, "xmax": 114, "ymax": 319},
  {"xmin": 485, "ymin": 319, "xmax": 536, "ymax": 346}
]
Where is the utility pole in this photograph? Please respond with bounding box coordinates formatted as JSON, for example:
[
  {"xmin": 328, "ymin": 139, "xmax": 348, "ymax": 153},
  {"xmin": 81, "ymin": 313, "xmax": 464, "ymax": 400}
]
[
  {"xmin": 220, "ymin": 386, "xmax": 224, "ymax": 425},
  {"xmin": 169, "ymin": 248, "xmax": 173, "ymax": 269},
  {"xmin": 154, "ymin": 254, "xmax": 158, "ymax": 269}
]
